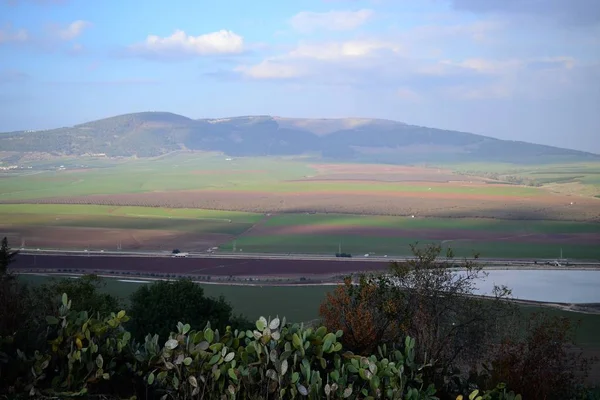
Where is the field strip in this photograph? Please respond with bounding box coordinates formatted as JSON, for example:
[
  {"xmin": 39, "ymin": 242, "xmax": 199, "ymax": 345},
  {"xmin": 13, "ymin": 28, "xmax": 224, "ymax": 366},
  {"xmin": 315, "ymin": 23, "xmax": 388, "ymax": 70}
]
[
  {"xmin": 123, "ymin": 213, "xmax": 233, "ymax": 222},
  {"xmin": 441, "ymin": 233, "xmax": 536, "ymax": 244}
]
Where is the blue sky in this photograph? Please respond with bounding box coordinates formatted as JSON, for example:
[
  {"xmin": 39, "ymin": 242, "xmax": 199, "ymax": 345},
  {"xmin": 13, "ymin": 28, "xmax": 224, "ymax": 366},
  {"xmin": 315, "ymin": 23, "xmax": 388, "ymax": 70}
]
[{"xmin": 1, "ymin": 0, "xmax": 599, "ymax": 152}]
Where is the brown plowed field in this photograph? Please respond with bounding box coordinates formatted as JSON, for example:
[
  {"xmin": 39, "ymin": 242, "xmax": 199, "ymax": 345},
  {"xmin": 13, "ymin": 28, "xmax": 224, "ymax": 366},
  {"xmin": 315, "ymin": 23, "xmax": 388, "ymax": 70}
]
[
  {"xmin": 8, "ymin": 189, "xmax": 599, "ymax": 221},
  {"xmin": 0, "ymin": 226, "xmax": 233, "ymax": 252},
  {"xmin": 11, "ymin": 254, "xmax": 390, "ymax": 277}
]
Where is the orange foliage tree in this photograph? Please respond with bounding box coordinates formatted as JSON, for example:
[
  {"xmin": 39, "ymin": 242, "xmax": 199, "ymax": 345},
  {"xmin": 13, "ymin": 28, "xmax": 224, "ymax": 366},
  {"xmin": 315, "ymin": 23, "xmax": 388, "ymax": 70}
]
[{"xmin": 319, "ymin": 274, "xmax": 407, "ymax": 355}]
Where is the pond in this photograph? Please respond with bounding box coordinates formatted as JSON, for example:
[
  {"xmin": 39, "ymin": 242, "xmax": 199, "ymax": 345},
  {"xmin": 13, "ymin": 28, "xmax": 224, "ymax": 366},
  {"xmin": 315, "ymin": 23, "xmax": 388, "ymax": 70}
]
[{"xmin": 473, "ymin": 269, "xmax": 600, "ymax": 304}]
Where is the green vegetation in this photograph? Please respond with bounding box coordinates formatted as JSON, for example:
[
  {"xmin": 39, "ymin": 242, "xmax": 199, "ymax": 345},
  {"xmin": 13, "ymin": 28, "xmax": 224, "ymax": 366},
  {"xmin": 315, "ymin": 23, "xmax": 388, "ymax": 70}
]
[
  {"xmin": 16, "ymin": 274, "xmax": 600, "ymax": 351},
  {"xmin": 0, "ymin": 204, "xmax": 262, "ymax": 235},
  {"xmin": 262, "ymin": 213, "xmax": 600, "ymax": 234},
  {"xmin": 128, "ymin": 279, "xmax": 251, "ymax": 341},
  {"xmin": 2, "ymin": 112, "xmax": 596, "ymax": 164},
  {"xmin": 18, "ymin": 274, "xmax": 329, "ymax": 324},
  {"xmin": 221, "ymin": 234, "xmax": 600, "ymax": 259},
  {"xmin": 0, "ymin": 153, "xmax": 313, "ymax": 201},
  {"xmin": 445, "ymin": 161, "xmax": 600, "ymax": 196},
  {"xmin": 0, "ymin": 291, "xmax": 446, "ymax": 399},
  {"xmin": 3, "ymin": 240, "xmax": 599, "ymax": 399}
]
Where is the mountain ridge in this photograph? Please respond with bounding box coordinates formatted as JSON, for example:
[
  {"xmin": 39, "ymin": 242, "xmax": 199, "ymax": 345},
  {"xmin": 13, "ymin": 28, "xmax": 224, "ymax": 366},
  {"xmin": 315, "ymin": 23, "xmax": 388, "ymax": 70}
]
[{"xmin": 1, "ymin": 111, "xmax": 597, "ymax": 164}]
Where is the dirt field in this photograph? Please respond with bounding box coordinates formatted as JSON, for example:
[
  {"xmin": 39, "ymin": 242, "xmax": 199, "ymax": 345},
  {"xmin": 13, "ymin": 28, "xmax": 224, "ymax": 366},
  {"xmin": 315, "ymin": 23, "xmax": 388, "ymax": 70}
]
[
  {"xmin": 11, "ymin": 254, "xmax": 390, "ymax": 277},
  {"xmin": 11, "ymin": 189, "xmax": 599, "ymax": 221},
  {"xmin": 0, "ymin": 226, "xmax": 233, "ymax": 251}
]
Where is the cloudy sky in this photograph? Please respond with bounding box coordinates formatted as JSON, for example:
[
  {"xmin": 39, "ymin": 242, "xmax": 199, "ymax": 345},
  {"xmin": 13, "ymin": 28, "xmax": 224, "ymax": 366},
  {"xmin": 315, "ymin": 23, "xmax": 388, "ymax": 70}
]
[{"xmin": 1, "ymin": 0, "xmax": 599, "ymax": 152}]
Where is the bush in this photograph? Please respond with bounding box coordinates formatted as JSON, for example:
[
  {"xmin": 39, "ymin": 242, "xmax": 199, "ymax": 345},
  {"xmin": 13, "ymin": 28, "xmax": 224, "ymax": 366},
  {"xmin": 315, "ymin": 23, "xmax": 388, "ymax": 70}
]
[
  {"xmin": 1, "ymin": 293, "xmax": 442, "ymax": 399},
  {"xmin": 128, "ymin": 279, "xmax": 249, "ymax": 341},
  {"xmin": 489, "ymin": 312, "xmax": 595, "ymax": 399}
]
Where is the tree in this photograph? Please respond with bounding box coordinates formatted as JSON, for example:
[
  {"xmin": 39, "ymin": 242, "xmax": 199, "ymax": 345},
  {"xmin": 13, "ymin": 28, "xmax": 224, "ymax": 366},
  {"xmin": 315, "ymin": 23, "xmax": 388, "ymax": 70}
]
[
  {"xmin": 388, "ymin": 244, "xmax": 515, "ymax": 377},
  {"xmin": 33, "ymin": 274, "xmax": 121, "ymax": 318},
  {"xmin": 0, "ymin": 237, "xmax": 26, "ymax": 344},
  {"xmin": 0, "ymin": 237, "xmax": 19, "ymax": 275},
  {"xmin": 320, "ymin": 243, "xmax": 516, "ymax": 387},
  {"xmin": 319, "ymin": 275, "xmax": 406, "ymax": 354},
  {"xmin": 128, "ymin": 279, "xmax": 244, "ymax": 341},
  {"xmin": 489, "ymin": 312, "xmax": 596, "ymax": 400}
]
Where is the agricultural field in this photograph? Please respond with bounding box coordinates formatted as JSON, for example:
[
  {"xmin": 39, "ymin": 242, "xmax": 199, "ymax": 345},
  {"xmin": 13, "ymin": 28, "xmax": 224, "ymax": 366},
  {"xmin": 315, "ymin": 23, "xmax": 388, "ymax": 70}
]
[
  {"xmin": 1, "ymin": 153, "xmax": 600, "ymax": 258},
  {"xmin": 16, "ymin": 273, "xmax": 600, "ymax": 348}
]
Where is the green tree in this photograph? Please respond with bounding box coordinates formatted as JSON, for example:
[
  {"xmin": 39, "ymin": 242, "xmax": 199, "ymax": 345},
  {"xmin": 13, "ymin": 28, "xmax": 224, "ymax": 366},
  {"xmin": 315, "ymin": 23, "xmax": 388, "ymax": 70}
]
[
  {"xmin": 0, "ymin": 237, "xmax": 19, "ymax": 275},
  {"xmin": 128, "ymin": 279, "xmax": 244, "ymax": 341},
  {"xmin": 32, "ymin": 274, "xmax": 121, "ymax": 318}
]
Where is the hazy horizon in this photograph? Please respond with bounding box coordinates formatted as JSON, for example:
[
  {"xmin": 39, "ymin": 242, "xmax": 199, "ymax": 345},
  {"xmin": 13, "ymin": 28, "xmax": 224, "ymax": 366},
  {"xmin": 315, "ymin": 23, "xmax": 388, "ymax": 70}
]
[{"xmin": 1, "ymin": 0, "xmax": 599, "ymax": 153}]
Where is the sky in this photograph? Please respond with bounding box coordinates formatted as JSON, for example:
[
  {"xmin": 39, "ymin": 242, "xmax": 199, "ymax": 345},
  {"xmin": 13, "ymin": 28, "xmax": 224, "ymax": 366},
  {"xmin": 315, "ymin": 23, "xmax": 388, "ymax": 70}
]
[{"xmin": 1, "ymin": 0, "xmax": 599, "ymax": 153}]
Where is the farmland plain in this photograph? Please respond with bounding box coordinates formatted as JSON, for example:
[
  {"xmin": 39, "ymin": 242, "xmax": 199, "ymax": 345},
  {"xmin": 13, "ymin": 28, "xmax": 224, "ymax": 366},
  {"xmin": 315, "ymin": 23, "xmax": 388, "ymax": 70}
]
[{"xmin": 1, "ymin": 152, "xmax": 599, "ymax": 259}]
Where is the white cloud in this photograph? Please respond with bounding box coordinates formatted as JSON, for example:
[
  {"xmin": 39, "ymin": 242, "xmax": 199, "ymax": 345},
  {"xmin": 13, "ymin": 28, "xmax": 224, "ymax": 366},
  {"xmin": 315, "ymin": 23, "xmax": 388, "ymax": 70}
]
[
  {"xmin": 236, "ymin": 61, "xmax": 306, "ymax": 79},
  {"xmin": 0, "ymin": 24, "xmax": 28, "ymax": 43},
  {"xmin": 290, "ymin": 9, "xmax": 374, "ymax": 32},
  {"xmin": 54, "ymin": 20, "xmax": 91, "ymax": 40},
  {"xmin": 290, "ymin": 40, "xmax": 402, "ymax": 60},
  {"xmin": 236, "ymin": 39, "xmax": 403, "ymax": 80},
  {"xmin": 440, "ymin": 58, "xmax": 522, "ymax": 74},
  {"xmin": 128, "ymin": 29, "xmax": 244, "ymax": 58}
]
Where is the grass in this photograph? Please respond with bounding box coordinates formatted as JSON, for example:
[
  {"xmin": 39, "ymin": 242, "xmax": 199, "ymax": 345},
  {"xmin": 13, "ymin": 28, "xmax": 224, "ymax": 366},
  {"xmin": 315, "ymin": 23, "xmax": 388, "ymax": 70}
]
[
  {"xmin": 221, "ymin": 234, "xmax": 600, "ymax": 259},
  {"xmin": 261, "ymin": 214, "xmax": 600, "ymax": 234},
  {"xmin": 0, "ymin": 154, "xmax": 314, "ymax": 201},
  {"xmin": 0, "ymin": 204, "xmax": 263, "ymax": 234},
  {"xmin": 17, "ymin": 274, "xmax": 329, "ymax": 324},
  {"xmin": 1, "ymin": 154, "xmax": 556, "ymax": 203},
  {"xmin": 222, "ymin": 235, "xmax": 423, "ymax": 255},
  {"xmin": 16, "ymin": 274, "xmax": 600, "ymax": 348},
  {"xmin": 441, "ymin": 161, "xmax": 600, "ymax": 196}
]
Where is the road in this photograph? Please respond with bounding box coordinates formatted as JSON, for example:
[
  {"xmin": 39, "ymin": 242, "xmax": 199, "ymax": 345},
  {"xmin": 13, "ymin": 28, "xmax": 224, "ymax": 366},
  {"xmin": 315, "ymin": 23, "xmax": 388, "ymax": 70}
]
[{"xmin": 13, "ymin": 248, "xmax": 600, "ymax": 271}]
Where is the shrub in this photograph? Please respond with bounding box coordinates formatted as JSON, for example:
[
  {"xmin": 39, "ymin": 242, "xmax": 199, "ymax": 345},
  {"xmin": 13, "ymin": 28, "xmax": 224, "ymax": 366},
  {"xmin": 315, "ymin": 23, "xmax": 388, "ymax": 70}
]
[{"xmin": 1, "ymin": 293, "xmax": 442, "ymax": 399}]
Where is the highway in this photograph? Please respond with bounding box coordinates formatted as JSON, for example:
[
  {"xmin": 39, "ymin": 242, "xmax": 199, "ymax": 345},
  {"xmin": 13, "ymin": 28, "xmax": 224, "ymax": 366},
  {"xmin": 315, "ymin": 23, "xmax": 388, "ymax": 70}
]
[{"xmin": 15, "ymin": 248, "xmax": 600, "ymax": 269}]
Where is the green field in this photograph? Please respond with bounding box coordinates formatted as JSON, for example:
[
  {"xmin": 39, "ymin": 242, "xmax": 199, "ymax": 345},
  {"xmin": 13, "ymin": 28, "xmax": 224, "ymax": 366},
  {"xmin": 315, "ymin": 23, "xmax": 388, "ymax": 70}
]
[
  {"xmin": 0, "ymin": 204, "xmax": 262, "ymax": 235},
  {"xmin": 260, "ymin": 213, "xmax": 600, "ymax": 234},
  {"xmin": 16, "ymin": 274, "xmax": 600, "ymax": 349},
  {"xmin": 2, "ymin": 205, "xmax": 600, "ymax": 258},
  {"xmin": 220, "ymin": 235, "xmax": 600, "ymax": 259},
  {"xmin": 18, "ymin": 274, "xmax": 329, "ymax": 324},
  {"xmin": 0, "ymin": 153, "xmax": 313, "ymax": 201},
  {"xmin": 2, "ymin": 156, "xmax": 600, "ymax": 259},
  {"xmin": 444, "ymin": 161, "xmax": 600, "ymax": 195}
]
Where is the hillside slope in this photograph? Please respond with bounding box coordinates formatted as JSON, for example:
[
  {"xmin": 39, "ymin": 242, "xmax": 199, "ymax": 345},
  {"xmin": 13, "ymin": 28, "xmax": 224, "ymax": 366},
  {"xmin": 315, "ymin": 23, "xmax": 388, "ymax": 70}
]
[{"xmin": 1, "ymin": 112, "xmax": 597, "ymax": 164}]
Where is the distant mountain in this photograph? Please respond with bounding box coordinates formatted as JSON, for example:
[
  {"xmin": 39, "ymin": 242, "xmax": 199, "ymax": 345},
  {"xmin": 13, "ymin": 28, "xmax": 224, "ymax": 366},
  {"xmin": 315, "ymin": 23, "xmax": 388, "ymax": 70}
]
[{"xmin": 1, "ymin": 112, "xmax": 598, "ymax": 164}]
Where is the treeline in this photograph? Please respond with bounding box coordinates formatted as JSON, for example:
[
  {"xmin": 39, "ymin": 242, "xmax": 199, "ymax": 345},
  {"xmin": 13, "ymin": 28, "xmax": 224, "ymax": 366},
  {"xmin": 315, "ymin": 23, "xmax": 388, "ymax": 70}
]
[{"xmin": 0, "ymin": 239, "xmax": 597, "ymax": 399}]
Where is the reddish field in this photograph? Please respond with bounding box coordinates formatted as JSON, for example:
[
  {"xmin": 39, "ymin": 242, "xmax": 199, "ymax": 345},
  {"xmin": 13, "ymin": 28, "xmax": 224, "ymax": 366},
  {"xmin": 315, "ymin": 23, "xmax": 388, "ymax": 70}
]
[
  {"xmin": 10, "ymin": 189, "xmax": 599, "ymax": 221},
  {"xmin": 11, "ymin": 254, "xmax": 390, "ymax": 277},
  {"xmin": 0, "ymin": 226, "xmax": 232, "ymax": 252}
]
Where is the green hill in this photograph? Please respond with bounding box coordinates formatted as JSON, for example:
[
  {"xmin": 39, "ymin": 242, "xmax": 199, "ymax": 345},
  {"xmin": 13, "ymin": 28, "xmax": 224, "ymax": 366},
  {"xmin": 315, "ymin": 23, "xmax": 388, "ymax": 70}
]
[{"xmin": 1, "ymin": 112, "xmax": 597, "ymax": 164}]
